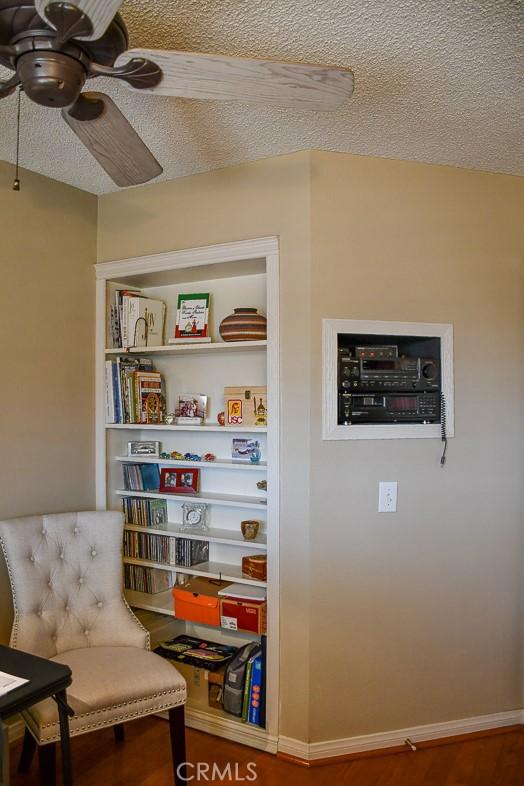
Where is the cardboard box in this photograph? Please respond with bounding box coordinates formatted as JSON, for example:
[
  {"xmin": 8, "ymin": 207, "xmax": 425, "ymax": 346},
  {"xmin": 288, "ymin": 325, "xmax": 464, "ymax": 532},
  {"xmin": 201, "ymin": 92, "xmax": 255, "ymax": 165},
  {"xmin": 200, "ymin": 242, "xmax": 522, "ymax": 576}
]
[
  {"xmin": 172, "ymin": 577, "xmax": 232, "ymax": 627},
  {"xmin": 220, "ymin": 598, "xmax": 267, "ymax": 634},
  {"xmin": 224, "ymin": 387, "xmax": 267, "ymax": 427},
  {"xmin": 171, "ymin": 661, "xmax": 208, "ymax": 709}
]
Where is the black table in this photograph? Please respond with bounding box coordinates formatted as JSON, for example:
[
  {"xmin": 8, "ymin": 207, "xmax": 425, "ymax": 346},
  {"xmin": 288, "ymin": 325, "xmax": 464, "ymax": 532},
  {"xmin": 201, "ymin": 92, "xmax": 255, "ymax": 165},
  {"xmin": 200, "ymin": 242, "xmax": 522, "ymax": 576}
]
[{"xmin": 0, "ymin": 646, "xmax": 73, "ymax": 786}]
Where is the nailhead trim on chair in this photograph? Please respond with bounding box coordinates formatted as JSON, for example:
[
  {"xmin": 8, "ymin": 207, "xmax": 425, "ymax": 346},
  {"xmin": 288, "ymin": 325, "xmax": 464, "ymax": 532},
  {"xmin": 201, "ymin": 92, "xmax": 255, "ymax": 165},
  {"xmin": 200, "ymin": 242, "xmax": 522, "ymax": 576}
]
[{"xmin": 24, "ymin": 687, "xmax": 186, "ymax": 743}]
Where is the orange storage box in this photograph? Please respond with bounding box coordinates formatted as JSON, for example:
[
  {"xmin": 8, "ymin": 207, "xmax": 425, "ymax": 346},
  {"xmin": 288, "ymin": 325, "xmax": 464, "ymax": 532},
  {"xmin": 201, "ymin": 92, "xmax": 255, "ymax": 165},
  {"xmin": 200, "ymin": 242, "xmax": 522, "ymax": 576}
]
[{"xmin": 172, "ymin": 577, "xmax": 231, "ymax": 627}]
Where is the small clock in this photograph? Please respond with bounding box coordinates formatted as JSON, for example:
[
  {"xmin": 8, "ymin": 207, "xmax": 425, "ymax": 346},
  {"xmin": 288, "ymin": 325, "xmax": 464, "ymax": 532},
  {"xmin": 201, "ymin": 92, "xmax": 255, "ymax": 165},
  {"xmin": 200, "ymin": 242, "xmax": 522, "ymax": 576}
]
[{"xmin": 181, "ymin": 502, "xmax": 209, "ymax": 533}]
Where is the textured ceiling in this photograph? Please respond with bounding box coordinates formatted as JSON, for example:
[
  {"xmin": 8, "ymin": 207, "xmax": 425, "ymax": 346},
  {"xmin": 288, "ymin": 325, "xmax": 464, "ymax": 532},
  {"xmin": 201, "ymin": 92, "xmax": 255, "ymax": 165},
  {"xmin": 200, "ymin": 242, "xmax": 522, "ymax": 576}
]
[{"xmin": 0, "ymin": 0, "xmax": 522, "ymax": 194}]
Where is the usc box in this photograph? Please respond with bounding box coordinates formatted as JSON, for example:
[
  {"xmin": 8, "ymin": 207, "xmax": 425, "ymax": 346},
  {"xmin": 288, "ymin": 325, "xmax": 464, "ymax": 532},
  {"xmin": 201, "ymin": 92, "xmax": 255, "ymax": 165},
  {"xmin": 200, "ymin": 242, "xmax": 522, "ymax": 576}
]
[
  {"xmin": 220, "ymin": 597, "xmax": 267, "ymax": 635},
  {"xmin": 173, "ymin": 577, "xmax": 231, "ymax": 627}
]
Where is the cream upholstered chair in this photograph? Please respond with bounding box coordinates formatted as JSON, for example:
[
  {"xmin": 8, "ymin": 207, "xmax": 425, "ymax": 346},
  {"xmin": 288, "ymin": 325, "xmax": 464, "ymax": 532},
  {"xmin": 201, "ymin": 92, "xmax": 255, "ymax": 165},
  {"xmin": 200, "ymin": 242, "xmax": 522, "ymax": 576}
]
[{"xmin": 0, "ymin": 511, "xmax": 187, "ymax": 786}]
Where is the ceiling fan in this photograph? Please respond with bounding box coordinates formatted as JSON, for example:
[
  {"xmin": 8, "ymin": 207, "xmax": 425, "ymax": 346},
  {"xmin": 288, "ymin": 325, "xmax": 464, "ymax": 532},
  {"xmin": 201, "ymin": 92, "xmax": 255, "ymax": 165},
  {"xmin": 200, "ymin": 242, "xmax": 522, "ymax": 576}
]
[{"xmin": 0, "ymin": 1, "xmax": 354, "ymax": 187}]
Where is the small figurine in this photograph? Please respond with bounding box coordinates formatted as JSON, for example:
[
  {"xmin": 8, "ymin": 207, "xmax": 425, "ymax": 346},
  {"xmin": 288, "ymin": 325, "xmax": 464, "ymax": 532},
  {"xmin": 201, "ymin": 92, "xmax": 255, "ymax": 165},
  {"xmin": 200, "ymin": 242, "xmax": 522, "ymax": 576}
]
[
  {"xmin": 160, "ymin": 452, "xmax": 171, "ymax": 460},
  {"xmin": 184, "ymin": 452, "xmax": 201, "ymax": 461},
  {"xmin": 170, "ymin": 451, "xmax": 184, "ymax": 460},
  {"xmin": 256, "ymin": 480, "xmax": 267, "ymax": 492},
  {"xmin": 164, "ymin": 413, "xmax": 176, "ymax": 425},
  {"xmin": 203, "ymin": 453, "xmax": 216, "ymax": 462},
  {"xmin": 217, "ymin": 411, "xmax": 225, "ymax": 426}
]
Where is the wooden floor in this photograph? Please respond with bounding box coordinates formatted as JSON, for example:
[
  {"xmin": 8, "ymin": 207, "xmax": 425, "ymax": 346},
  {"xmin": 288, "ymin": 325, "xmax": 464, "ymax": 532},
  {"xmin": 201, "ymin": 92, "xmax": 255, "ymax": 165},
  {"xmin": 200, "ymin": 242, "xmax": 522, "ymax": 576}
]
[{"xmin": 10, "ymin": 718, "xmax": 524, "ymax": 786}]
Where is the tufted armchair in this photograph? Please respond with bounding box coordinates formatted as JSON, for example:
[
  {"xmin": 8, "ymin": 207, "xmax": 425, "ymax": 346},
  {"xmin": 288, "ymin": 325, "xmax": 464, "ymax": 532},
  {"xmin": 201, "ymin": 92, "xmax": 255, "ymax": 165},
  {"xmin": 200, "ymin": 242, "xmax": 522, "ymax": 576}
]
[{"xmin": 0, "ymin": 511, "xmax": 187, "ymax": 786}]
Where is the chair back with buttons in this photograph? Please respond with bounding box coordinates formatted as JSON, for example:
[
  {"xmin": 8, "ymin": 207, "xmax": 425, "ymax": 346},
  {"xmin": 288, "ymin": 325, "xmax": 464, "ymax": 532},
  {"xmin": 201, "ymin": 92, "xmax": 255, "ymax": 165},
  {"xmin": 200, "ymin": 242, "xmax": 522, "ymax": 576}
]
[{"xmin": 0, "ymin": 511, "xmax": 148, "ymax": 658}]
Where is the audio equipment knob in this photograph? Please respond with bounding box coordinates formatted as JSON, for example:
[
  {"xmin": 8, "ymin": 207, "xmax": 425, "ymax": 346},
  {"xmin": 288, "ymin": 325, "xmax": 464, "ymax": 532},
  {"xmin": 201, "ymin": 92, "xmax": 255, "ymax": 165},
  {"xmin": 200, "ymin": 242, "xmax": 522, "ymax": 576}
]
[
  {"xmin": 342, "ymin": 380, "xmax": 351, "ymax": 388},
  {"xmin": 422, "ymin": 361, "xmax": 437, "ymax": 380}
]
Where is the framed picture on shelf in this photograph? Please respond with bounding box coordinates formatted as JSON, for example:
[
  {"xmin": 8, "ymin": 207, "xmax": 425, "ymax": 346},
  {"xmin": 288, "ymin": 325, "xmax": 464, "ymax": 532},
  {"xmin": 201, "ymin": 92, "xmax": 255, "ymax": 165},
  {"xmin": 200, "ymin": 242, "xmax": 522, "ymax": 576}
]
[
  {"xmin": 232, "ymin": 439, "xmax": 261, "ymax": 462},
  {"xmin": 127, "ymin": 441, "xmax": 161, "ymax": 457},
  {"xmin": 159, "ymin": 468, "xmax": 199, "ymax": 494},
  {"xmin": 169, "ymin": 293, "xmax": 211, "ymax": 344},
  {"xmin": 174, "ymin": 394, "xmax": 207, "ymax": 424}
]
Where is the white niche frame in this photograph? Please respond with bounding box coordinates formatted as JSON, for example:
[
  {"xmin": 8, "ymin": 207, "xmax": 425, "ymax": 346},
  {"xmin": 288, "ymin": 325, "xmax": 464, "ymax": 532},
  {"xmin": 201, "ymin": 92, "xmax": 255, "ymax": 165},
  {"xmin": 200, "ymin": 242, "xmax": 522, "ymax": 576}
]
[{"xmin": 322, "ymin": 319, "xmax": 454, "ymax": 440}]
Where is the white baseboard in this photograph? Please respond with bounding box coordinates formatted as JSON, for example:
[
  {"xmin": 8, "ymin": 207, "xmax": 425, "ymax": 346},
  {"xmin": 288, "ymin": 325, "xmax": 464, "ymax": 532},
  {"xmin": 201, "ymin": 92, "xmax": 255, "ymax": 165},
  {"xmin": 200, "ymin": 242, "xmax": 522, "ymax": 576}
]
[
  {"xmin": 157, "ymin": 709, "xmax": 278, "ymax": 754},
  {"xmin": 278, "ymin": 708, "xmax": 523, "ymax": 762}
]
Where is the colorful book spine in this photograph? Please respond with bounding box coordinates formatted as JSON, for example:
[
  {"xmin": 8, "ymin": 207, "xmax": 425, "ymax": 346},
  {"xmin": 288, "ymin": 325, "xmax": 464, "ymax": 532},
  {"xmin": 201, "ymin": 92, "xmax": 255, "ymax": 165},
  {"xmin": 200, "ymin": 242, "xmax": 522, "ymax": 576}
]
[
  {"xmin": 247, "ymin": 653, "xmax": 263, "ymax": 726},
  {"xmin": 241, "ymin": 658, "xmax": 254, "ymax": 722}
]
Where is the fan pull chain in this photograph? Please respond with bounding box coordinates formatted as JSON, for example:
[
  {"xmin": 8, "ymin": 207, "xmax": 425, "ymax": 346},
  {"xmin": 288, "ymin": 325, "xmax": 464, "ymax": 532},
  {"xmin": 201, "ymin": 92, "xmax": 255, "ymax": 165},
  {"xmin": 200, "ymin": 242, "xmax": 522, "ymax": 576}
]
[{"xmin": 13, "ymin": 87, "xmax": 22, "ymax": 191}]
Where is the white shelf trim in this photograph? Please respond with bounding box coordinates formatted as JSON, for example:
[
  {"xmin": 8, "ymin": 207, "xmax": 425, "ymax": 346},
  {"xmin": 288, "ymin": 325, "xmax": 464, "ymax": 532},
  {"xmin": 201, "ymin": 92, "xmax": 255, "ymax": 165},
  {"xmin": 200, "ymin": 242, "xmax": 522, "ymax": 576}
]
[
  {"xmin": 123, "ymin": 556, "xmax": 267, "ymax": 588},
  {"xmin": 106, "ymin": 423, "xmax": 267, "ymax": 433},
  {"xmin": 116, "ymin": 456, "xmax": 267, "ymax": 471},
  {"xmin": 105, "ymin": 340, "xmax": 267, "ymax": 356},
  {"xmin": 117, "ymin": 489, "xmax": 267, "ymax": 510},
  {"xmin": 124, "ymin": 523, "xmax": 267, "ymax": 549}
]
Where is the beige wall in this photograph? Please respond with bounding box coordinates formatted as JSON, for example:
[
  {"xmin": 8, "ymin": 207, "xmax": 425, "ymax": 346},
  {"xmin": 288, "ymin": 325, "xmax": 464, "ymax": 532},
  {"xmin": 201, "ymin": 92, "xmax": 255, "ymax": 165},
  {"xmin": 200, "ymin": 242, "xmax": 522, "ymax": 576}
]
[
  {"xmin": 309, "ymin": 151, "xmax": 524, "ymax": 740},
  {"xmin": 0, "ymin": 163, "xmax": 97, "ymax": 644},
  {"xmin": 100, "ymin": 151, "xmax": 523, "ymax": 744},
  {"xmin": 98, "ymin": 153, "xmax": 313, "ymax": 742}
]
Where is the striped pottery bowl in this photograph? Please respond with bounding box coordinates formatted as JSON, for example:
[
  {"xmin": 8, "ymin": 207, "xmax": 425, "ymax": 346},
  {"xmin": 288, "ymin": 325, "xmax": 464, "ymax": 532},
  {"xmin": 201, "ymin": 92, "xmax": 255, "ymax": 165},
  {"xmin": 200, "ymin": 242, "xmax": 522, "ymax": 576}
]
[{"xmin": 219, "ymin": 308, "xmax": 267, "ymax": 342}]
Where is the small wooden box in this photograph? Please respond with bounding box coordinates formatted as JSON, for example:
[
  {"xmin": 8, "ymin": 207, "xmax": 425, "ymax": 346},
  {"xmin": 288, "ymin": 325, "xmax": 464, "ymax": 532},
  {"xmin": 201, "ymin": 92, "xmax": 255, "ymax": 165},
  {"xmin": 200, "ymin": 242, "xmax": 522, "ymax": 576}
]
[
  {"xmin": 224, "ymin": 387, "xmax": 267, "ymax": 428},
  {"xmin": 241, "ymin": 554, "xmax": 267, "ymax": 582}
]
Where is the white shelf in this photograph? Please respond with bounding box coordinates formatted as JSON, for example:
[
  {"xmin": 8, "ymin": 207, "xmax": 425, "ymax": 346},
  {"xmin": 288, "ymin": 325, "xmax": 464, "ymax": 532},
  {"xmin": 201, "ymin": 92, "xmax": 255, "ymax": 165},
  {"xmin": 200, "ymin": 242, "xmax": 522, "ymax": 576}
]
[
  {"xmin": 125, "ymin": 588, "xmax": 176, "ymax": 617},
  {"xmin": 116, "ymin": 456, "xmax": 267, "ymax": 471},
  {"xmin": 124, "ymin": 523, "xmax": 267, "ymax": 550},
  {"xmin": 123, "ymin": 557, "xmax": 267, "ymax": 588},
  {"xmin": 117, "ymin": 489, "xmax": 267, "ymax": 510},
  {"xmin": 106, "ymin": 423, "xmax": 267, "ymax": 433},
  {"xmin": 106, "ymin": 340, "xmax": 267, "ymax": 357}
]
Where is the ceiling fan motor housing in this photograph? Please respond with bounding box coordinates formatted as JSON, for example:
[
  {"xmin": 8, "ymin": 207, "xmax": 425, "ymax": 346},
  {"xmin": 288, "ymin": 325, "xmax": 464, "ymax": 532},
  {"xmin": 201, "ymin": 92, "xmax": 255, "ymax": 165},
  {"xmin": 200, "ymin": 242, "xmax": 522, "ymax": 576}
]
[
  {"xmin": 17, "ymin": 49, "xmax": 85, "ymax": 107},
  {"xmin": 0, "ymin": 1, "xmax": 129, "ymax": 108}
]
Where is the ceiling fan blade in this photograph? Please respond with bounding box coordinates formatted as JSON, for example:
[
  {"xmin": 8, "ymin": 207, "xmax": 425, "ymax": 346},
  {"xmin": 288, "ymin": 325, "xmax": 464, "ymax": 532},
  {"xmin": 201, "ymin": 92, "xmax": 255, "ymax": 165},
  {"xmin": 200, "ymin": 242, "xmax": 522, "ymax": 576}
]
[
  {"xmin": 115, "ymin": 49, "xmax": 354, "ymax": 111},
  {"xmin": 35, "ymin": 0, "xmax": 124, "ymax": 41},
  {"xmin": 62, "ymin": 92, "xmax": 163, "ymax": 187}
]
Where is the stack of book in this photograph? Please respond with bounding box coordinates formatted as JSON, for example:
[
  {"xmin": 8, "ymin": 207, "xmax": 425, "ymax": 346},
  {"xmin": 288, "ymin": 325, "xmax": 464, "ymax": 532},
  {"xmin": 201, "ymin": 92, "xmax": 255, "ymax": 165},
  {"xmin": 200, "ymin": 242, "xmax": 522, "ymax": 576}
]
[
  {"xmin": 174, "ymin": 538, "xmax": 209, "ymax": 567},
  {"xmin": 110, "ymin": 289, "xmax": 166, "ymax": 349},
  {"xmin": 124, "ymin": 564, "xmax": 172, "ymax": 594},
  {"xmin": 124, "ymin": 530, "xmax": 172, "ymax": 564},
  {"xmin": 123, "ymin": 530, "xmax": 209, "ymax": 568},
  {"xmin": 122, "ymin": 498, "xmax": 167, "ymax": 528},
  {"xmin": 123, "ymin": 463, "xmax": 160, "ymax": 492},
  {"xmin": 105, "ymin": 357, "xmax": 165, "ymax": 424}
]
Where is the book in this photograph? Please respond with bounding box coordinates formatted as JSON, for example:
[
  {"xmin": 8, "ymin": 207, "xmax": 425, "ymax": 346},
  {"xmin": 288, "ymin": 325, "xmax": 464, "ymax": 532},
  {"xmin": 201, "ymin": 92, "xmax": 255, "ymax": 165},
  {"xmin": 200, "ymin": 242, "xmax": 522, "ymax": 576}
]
[
  {"xmin": 122, "ymin": 498, "xmax": 167, "ymax": 528},
  {"xmin": 123, "ymin": 463, "xmax": 160, "ymax": 492},
  {"xmin": 126, "ymin": 294, "xmax": 166, "ymax": 348},
  {"xmin": 105, "ymin": 361, "xmax": 115, "ymax": 423},
  {"xmin": 169, "ymin": 293, "xmax": 210, "ymax": 343},
  {"xmin": 247, "ymin": 652, "xmax": 263, "ymax": 726},
  {"xmin": 241, "ymin": 657, "xmax": 254, "ymax": 723}
]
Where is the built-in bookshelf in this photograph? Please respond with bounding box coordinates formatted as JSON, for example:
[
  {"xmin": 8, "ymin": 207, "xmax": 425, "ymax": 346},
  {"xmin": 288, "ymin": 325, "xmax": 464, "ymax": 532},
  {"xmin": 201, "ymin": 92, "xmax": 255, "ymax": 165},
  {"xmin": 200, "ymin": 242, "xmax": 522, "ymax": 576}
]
[{"xmin": 95, "ymin": 237, "xmax": 279, "ymax": 753}]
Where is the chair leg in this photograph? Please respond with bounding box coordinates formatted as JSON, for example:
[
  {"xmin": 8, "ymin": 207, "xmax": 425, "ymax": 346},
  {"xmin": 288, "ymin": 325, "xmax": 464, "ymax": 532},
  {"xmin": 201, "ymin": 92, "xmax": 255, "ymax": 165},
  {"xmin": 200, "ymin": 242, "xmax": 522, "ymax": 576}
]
[
  {"xmin": 38, "ymin": 742, "xmax": 56, "ymax": 786},
  {"xmin": 113, "ymin": 723, "xmax": 125, "ymax": 743},
  {"xmin": 169, "ymin": 705, "xmax": 187, "ymax": 786},
  {"xmin": 18, "ymin": 729, "xmax": 37, "ymax": 772}
]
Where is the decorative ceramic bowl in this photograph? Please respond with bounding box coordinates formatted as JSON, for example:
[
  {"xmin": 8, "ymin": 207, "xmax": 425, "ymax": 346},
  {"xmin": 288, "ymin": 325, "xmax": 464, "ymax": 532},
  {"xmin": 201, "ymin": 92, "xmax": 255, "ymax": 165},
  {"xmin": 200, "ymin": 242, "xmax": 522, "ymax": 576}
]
[
  {"xmin": 241, "ymin": 520, "xmax": 261, "ymax": 540},
  {"xmin": 219, "ymin": 308, "xmax": 267, "ymax": 342}
]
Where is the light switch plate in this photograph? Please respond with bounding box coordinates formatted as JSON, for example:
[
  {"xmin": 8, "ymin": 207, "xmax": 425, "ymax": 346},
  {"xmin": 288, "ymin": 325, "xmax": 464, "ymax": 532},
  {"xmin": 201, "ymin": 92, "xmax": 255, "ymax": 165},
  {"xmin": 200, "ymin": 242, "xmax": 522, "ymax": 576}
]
[{"xmin": 378, "ymin": 481, "xmax": 398, "ymax": 512}]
